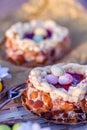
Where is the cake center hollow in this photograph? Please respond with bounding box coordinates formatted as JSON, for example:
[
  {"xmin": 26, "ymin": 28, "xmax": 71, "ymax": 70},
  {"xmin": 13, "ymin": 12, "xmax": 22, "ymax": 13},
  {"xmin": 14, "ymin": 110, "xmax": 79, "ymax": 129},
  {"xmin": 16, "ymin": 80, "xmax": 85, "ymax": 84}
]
[
  {"xmin": 45, "ymin": 72, "xmax": 84, "ymax": 91},
  {"xmin": 23, "ymin": 29, "xmax": 52, "ymax": 42}
]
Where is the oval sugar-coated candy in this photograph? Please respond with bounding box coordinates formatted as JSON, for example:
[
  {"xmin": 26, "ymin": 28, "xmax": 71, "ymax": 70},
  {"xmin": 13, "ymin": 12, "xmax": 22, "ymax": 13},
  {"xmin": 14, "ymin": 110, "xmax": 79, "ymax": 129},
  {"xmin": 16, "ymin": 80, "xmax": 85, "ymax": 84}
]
[
  {"xmin": 0, "ymin": 125, "xmax": 11, "ymax": 130},
  {"xmin": 51, "ymin": 65, "xmax": 64, "ymax": 77},
  {"xmin": 12, "ymin": 122, "xmax": 33, "ymax": 130},
  {"xmin": 45, "ymin": 74, "xmax": 58, "ymax": 84},
  {"xmin": 23, "ymin": 32, "xmax": 34, "ymax": 39},
  {"xmin": 0, "ymin": 82, "xmax": 3, "ymax": 92},
  {"xmin": 58, "ymin": 73, "xmax": 73, "ymax": 85},
  {"xmin": 34, "ymin": 28, "xmax": 47, "ymax": 37},
  {"xmin": 33, "ymin": 35, "xmax": 43, "ymax": 43},
  {"xmin": 44, "ymin": 20, "xmax": 56, "ymax": 29},
  {"xmin": 12, "ymin": 123, "xmax": 22, "ymax": 130}
]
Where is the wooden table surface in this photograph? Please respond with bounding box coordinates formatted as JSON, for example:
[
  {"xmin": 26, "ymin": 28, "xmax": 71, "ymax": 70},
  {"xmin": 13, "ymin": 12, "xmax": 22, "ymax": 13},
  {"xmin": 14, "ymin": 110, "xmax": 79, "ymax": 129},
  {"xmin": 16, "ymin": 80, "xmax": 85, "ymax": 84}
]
[{"xmin": 0, "ymin": 0, "xmax": 87, "ymax": 130}]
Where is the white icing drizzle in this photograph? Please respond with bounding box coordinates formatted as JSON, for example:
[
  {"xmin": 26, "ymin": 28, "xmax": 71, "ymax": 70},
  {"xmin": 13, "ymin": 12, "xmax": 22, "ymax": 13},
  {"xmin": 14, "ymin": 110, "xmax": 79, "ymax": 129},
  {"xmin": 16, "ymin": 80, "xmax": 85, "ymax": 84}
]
[
  {"xmin": 28, "ymin": 63, "xmax": 87, "ymax": 103},
  {"xmin": 5, "ymin": 20, "xmax": 69, "ymax": 51}
]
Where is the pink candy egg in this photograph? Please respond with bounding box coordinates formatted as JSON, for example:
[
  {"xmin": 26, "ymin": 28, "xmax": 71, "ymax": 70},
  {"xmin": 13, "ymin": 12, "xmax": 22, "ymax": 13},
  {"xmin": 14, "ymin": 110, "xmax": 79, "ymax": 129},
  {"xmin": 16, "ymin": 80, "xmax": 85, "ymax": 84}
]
[
  {"xmin": 45, "ymin": 74, "xmax": 58, "ymax": 84},
  {"xmin": 58, "ymin": 73, "xmax": 73, "ymax": 85}
]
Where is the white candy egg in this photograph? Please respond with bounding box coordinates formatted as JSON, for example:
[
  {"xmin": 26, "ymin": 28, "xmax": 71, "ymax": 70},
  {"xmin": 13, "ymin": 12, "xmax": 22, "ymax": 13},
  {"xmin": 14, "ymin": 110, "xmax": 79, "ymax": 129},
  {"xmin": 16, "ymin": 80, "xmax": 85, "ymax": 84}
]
[
  {"xmin": 44, "ymin": 20, "xmax": 56, "ymax": 29},
  {"xmin": 51, "ymin": 65, "xmax": 64, "ymax": 77},
  {"xmin": 34, "ymin": 28, "xmax": 47, "ymax": 36},
  {"xmin": 58, "ymin": 73, "xmax": 73, "ymax": 85}
]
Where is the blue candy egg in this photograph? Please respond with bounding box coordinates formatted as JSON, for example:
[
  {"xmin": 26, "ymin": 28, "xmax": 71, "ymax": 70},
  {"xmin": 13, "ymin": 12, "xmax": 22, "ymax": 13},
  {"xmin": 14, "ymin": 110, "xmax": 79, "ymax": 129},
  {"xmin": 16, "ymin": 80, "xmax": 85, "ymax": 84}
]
[{"xmin": 33, "ymin": 35, "xmax": 43, "ymax": 43}]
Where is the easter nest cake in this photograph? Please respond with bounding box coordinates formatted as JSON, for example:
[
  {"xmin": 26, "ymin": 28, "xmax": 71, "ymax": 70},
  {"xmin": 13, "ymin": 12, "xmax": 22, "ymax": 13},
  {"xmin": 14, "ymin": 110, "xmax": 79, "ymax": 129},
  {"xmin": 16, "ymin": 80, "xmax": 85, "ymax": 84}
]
[
  {"xmin": 22, "ymin": 63, "xmax": 87, "ymax": 123},
  {"xmin": 5, "ymin": 20, "xmax": 70, "ymax": 67}
]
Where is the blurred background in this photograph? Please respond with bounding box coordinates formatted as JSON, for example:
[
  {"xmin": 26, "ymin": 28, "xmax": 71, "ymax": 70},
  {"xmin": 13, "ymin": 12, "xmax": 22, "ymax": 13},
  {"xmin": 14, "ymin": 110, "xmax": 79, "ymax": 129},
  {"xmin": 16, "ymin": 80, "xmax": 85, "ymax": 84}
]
[
  {"xmin": 0, "ymin": 0, "xmax": 87, "ymax": 19},
  {"xmin": 0, "ymin": 0, "xmax": 28, "ymax": 19},
  {"xmin": 0, "ymin": 0, "xmax": 87, "ymax": 47}
]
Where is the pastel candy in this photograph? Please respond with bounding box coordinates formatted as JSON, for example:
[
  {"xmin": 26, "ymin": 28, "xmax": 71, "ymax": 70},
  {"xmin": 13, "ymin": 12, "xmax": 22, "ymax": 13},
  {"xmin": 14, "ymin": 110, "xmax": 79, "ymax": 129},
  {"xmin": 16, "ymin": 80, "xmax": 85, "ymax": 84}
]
[
  {"xmin": 12, "ymin": 123, "xmax": 22, "ymax": 130},
  {"xmin": 0, "ymin": 125, "xmax": 11, "ymax": 130},
  {"xmin": 44, "ymin": 20, "xmax": 56, "ymax": 29},
  {"xmin": 45, "ymin": 74, "xmax": 58, "ymax": 84},
  {"xmin": 0, "ymin": 82, "xmax": 3, "ymax": 92},
  {"xmin": 33, "ymin": 35, "xmax": 43, "ymax": 43},
  {"xmin": 34, "ymin": 28, "xmax": 47, "ymax": 36},
  {"xmin": 51, "ymin": 65, "xmax": 64, "ymax": 77},
  {"xmin": 58, "ymin": 73, "xmax": 73, "ymax": 85}
]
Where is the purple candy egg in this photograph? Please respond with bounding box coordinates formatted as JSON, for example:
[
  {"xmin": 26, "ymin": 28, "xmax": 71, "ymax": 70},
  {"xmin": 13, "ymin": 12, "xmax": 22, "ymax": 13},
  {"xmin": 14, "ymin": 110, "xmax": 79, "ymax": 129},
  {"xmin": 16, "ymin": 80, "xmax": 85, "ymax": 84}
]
[
  {"xmin": 23, "ymin": 32, "xmax": 34, "ymax": 39},
  {"xmin": 45, "ymin": 74, "xmax": 58, "ymax": 84},
  {"xmin": 44, "ymin": 29, "xmax": 52, "ymax": 39}
]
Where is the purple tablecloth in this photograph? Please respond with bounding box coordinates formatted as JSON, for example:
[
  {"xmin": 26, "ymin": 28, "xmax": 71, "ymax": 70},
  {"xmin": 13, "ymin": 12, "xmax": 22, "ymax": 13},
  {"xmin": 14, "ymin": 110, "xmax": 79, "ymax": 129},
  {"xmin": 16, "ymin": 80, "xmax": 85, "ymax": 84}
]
[
  {"xmin": 77, "ymin": 0, "xmax": 87, "ymax": 9},
  {"xmin": 0, "ymin": 0, "xmax": 28, "ymax": 18}
]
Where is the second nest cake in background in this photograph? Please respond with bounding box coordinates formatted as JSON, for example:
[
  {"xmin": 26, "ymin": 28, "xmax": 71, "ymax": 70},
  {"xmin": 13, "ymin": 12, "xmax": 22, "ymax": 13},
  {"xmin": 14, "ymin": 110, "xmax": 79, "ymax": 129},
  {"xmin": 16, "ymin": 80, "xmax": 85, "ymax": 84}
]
[{"xmin": 4, "ymin": 20, "xmax": 70, "ymax": 67}]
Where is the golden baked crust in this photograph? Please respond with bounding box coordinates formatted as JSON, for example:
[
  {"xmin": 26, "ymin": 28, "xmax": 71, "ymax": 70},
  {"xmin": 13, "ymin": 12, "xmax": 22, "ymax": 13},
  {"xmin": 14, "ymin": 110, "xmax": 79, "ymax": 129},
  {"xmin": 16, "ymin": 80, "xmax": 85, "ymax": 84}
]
[{"xmin": 23, "ymin": 81, "xmax": 87, "ymax": 123}]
